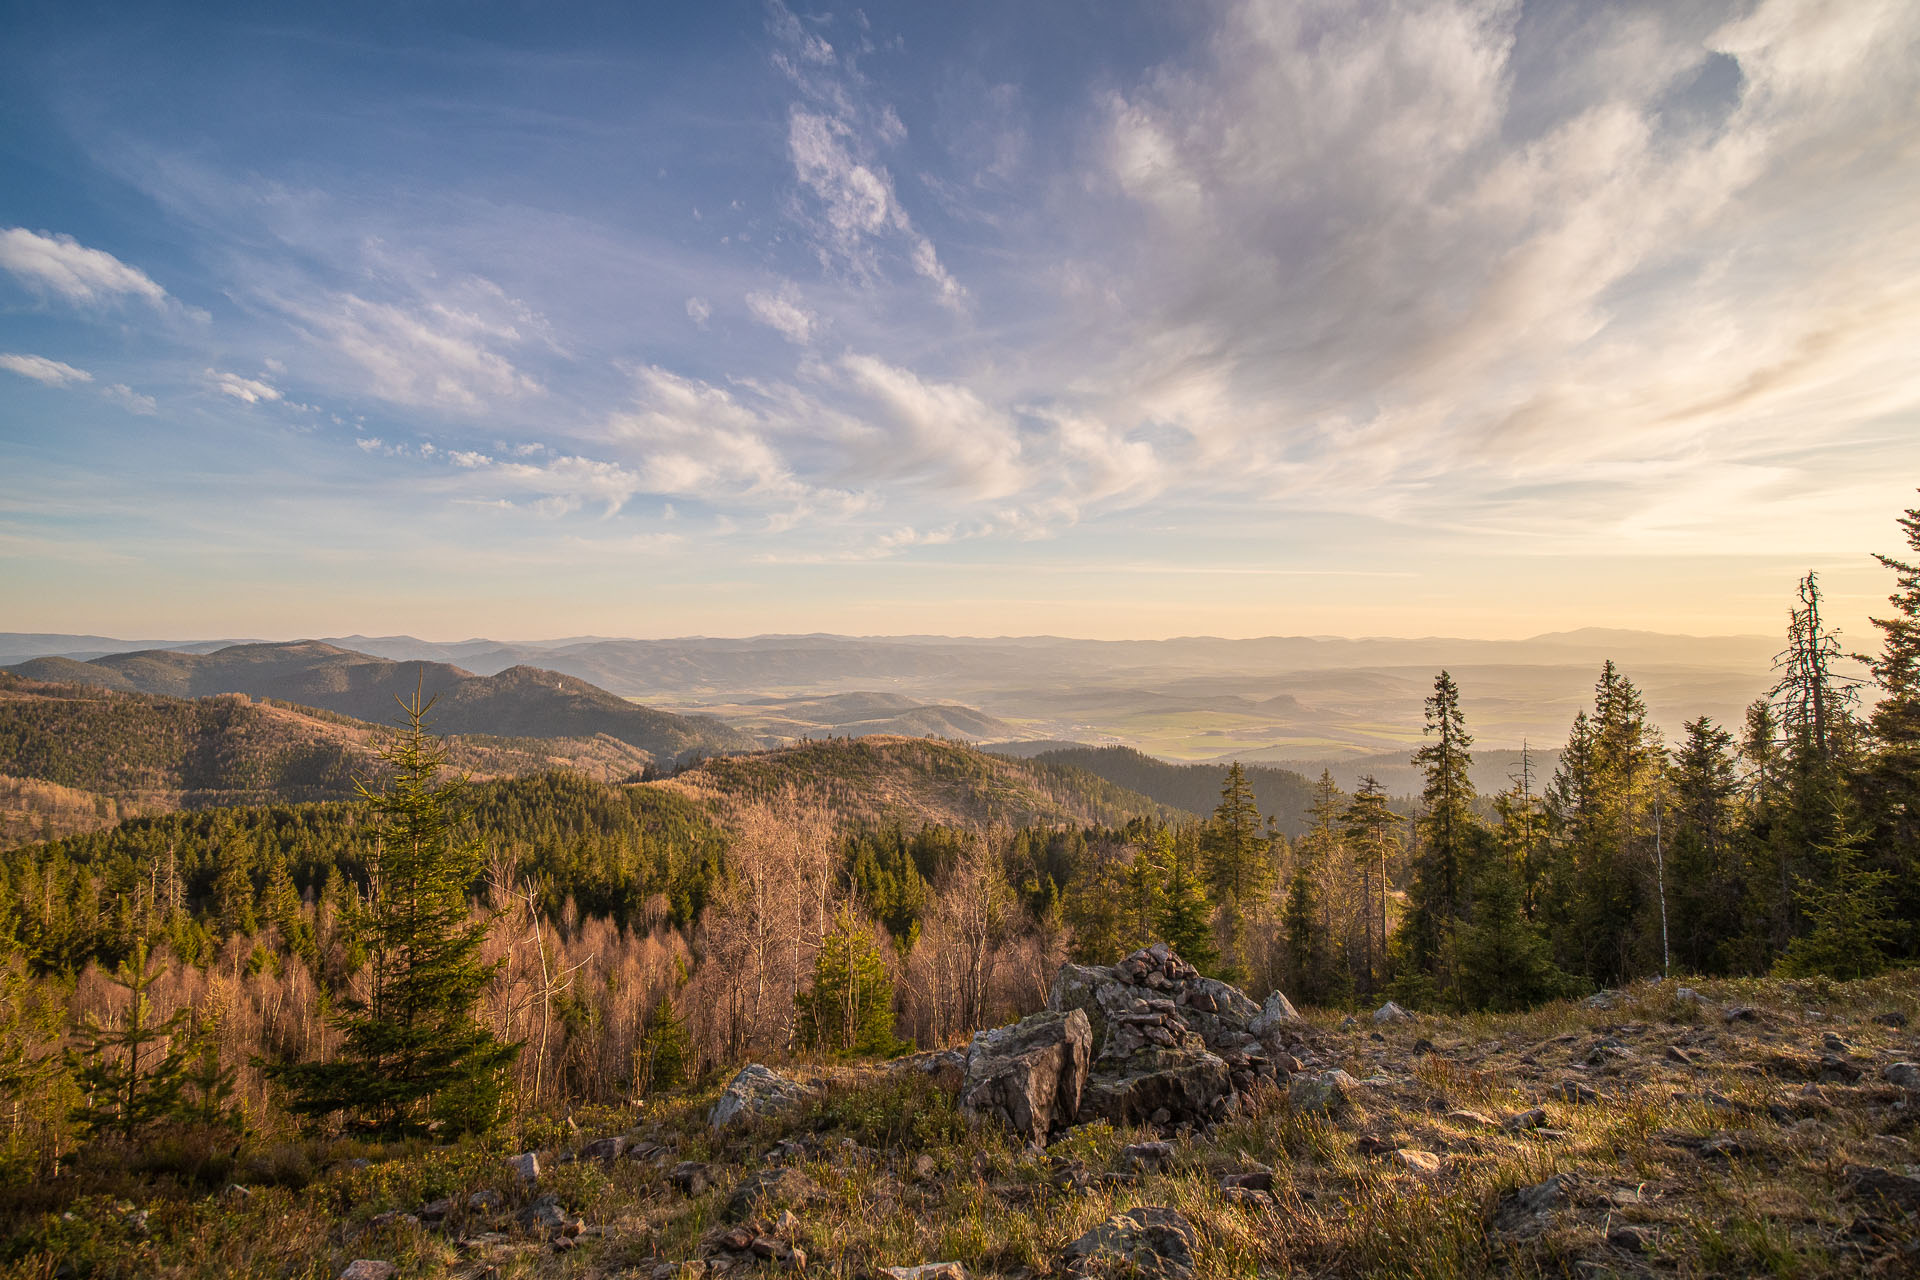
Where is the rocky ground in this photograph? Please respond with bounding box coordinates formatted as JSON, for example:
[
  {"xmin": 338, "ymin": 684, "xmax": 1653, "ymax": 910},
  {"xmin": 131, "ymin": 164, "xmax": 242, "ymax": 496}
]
[{"xmin": 9, "ymin": 960, "xmax": 1920, "ymax": 1279}]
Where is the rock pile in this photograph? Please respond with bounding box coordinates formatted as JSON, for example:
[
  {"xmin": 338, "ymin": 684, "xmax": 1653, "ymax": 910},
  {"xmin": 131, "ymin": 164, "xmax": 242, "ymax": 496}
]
[
  {"xmin": 709, "ymin": 1064, "xmax": 813, "ymax": 1130},
  {"xmin": 1044, "ymin": 943, "xmax": 1299, "ymax": 1130},
  {"xmin": 958, "ymin": 1008, "xmax": 1093, "ymax": 1143}
]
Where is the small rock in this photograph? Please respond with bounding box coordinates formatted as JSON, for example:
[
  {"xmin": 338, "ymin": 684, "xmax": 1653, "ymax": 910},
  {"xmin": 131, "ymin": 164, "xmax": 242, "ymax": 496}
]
[
  {"xmin": 368, "ymin": 1211, "xmax": 418, "ymax": 1230},
  {"xmin": 1846, "ymin": 1163, "xmax": 1920, "ymax": 1213},
  {"xmin": 1446, "ymin": 1109, "xmax": 1495, "ymax": 1129},
  {"xmin": 1121, "ymin": 1140, "xmax": 1176, "ymax": 1170},
  {"xmin": 1664, "ymin": 1045, "xmax": 1698, "ymax": 1067},
  {"xmin": 654, "ymin": 1264, "xmax": 710, "ymax": 1280},
  {"xmin": 339, "ymin": 1264, "xmax": 397, "ymax": 1280},
  {"xmin": 880, "ymin": 1265, "xmax": 967, "ymax": 1280},
  {"xmin": 467, "ymin": 1188, "xmax": 505, "ymax": 1214},
  {"xmin": 517, "ymin": 1194, "xmax": 568, "ymax": 1231},
  {"xmin": 1723, "ymin": 1005, "xmax": 1759, "ymax": 1023},
  {"xmin": 1289, "ymin": 1069, "xmax": 1355, "ymax": 1116},
  {"xmin": 1557, "ymin": 1081, "xmax": 1600, "ymax": 1105},
  {"xmin": 1822, "ymin": 1032, "xmax": 1851, "ymax": 1054},
  {"xmin": 727, "ymin": 1166, "xmax": 820, "ymax": 1221},
  {"xmin": 1883, "ymin": 1062, "xmax": 1920, "ymax": 1089},
  {"xmin": 222, "ymin": 1184, "xmax": 253, "ymax": 1202},
  {"xmin": 1819, "ymin": 1054, "xmax": 1863, "ymax": 1083},
  {"xmin": 1062, "ymin": 1206, "xmax": 1199, "ymax": 1279},
  {"xmin": 911, "ymin": 1153, "xmax": 939, "ymax": 1180},
  {"xmin": 671, "ymin": 1161, "xmax": 714, "ymax": 1196},
  {"xmin": 1373, "ymin": 1001, "xmax": 1413, "ymax": 1024},
  {"xmin": 1700, "ymin": 1136, "xmax": 1748, "ymax": 1160},
  {"xmin": 1221, "ymin": 1185, "xmax": 1270, "ymax": 1207},
  {"xmin": 1872, "ymin": 1010, "xmax": 1908, "ymax": 1028},
  {"xmin": 1501, "ymin": 1107, "xmax": 1549, "ymax": 1132},
  {"xmin": 1608, "ymin": 1224, "xmax": 1650, "ymax": 1253},
  {"xmin": 1411, "ymin": 1038, "xmax": 1434, "ymax": 1055},
  {"xmin": 419, "ymin": 1198, "xmax": 453, "ymax": 1223},
  {"xmin": 1392, "ymin": 1149, "xmax": 1441, "ymax": 1175},
  {"xmin": 581, "ymin": 1135, "xmax": 626, "ymax": 1163},
  {"xmin": 506, "ymin": 1151, "xmax": 540, "ymax": 1183},
  {"xmin": 1494, "ymin": 1174, "xmax": 1569, "ymax": 1236},
  {"xmin": 1221, "ymin": 1170, "xmax": 1273, "ymax": 1192},
  {"xmin": 1675, "ymin": 987, "xmax": 1703, "ymax": 1003}
]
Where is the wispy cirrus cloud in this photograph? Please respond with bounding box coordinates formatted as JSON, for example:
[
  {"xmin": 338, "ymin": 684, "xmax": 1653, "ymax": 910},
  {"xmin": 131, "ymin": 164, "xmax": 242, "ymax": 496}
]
[{"xmin": 0, "ymin": 228, "xmax": 170, "ymax": 309}]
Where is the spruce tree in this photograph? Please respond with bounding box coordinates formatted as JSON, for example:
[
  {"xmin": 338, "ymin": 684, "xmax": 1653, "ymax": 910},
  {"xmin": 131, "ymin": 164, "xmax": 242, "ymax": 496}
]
[
  {"xmin": 1341, "ymin": 776, "xmax": 1401, "ymax": 995},
  {"xmin": 1454, "ymin": 862, "xmax": 1575, "ymax": 1012},
  {"xmin": 797, "ymin": 905, "xmax": 905, "ymax": 1057},
  {"xmin": 267, "ymin": 691, "xmax": 517, "ymax": 1136},
  {"xmin": 633, "ymin": 993, "xmax": 691, "ymax": 1096},
  {"xmin": 1860, "ymin": 497, "xmax": 1920, "ymax": 953},
  {"xmin": 1400, "ymin": 671, "xmax": 1479, "ymax": 994},
  {"xmin": 1155, "ymin": 827, "xmax": 1217, "ymax": 972},
  {"xmin": 1204, "ymin": 763, "xmax": 1271, "ymax": 978},
  {"xmin": 68, "ymin": 941, "xmax": 191, "ymax": 1140},
  {"xmin": 1775, "ymin": 804, "xmax": 1893, "ymax": 981}
]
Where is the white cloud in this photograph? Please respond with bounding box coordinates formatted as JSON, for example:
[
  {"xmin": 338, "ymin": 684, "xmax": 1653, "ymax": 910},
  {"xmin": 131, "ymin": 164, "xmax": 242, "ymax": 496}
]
[
  {"xmin": 0, "ymin": 353, "xmax": 92, "ymax": 385},
  {"xmin": 833, "ymin": 353, "xmax": 1024, "ymax": 499},
  {"xmin": 686, "ymin": 295, "xmax": 712, "ymax": 328},
  {"xmin": 102, "ymin": 383, "xmax": 157, "ymax": 415},
  {"xmin": 0, "ymin": 228, "xmax": 171, "ymax": 308},
  {"xmin": 288, "ymin": 282, "xmax": 544, "ymax": 410},
  {"xmin": 744, "ymin": 284, "xmax": 818, "ymax": 343},
  {"xmin": 210, "ymin": 369, "xmax": 282, "ymax": 404}
]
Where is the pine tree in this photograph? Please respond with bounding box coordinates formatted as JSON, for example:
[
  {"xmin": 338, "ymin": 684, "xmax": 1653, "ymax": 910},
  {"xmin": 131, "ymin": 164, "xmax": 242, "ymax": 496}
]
[
  {"xmin": 1774, "ymin": 804, "xmax": 1893, "ymax": 980},
  {"xmin": 1341, "ymin": 776, "xmax": 1401, "ymax": 996},
  {"xmin": 1400, "ymin": 671, "xmax": 1479, "ymax": 993},
  {"xmin": 1156, "ymin": 827, "xmax": 1217, "ymax": 972},
  {"xmin": 1454, "ymin": 862, "xmax": 1576, "ymax": 1012},
  {"xmin": 68, "ymin": 941, "xmax": 191, "ymax": 1140},
  {"xmin": 797, "ymin": 905, "xmax": 905, "ymax": 1057},
  {"xmin": 1204, "ymin": 763, "xmax": 1271, "ymax": 978},
  {"xmin": 266, "ymin": 691, "xmax": 518, "ymax": 1136},
  {"xmin": 1860, "ymin": 498, "xmax": 1920, "ymax": 954},
  {"xmin": 1283, "ymin": 772, "xmax": 1349, "ymax": 1005},
  {"xmin": 1667, "ymin": 717, "xmax": 1746, "ymax": 973},
  {"xmin": 633, "ymin": 992, "xmax": 691, "ymax": 1096}
]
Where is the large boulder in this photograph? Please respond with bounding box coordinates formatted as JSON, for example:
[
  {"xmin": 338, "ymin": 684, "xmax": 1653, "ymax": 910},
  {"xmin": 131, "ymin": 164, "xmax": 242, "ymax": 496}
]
[
  {"xmin": 1078, "ymin": 1047, "xmax": 1234, "ymax": 1129},
  {"xmin": 709, "ymin": 1064, "xmax": 812, "ymax": 1130},
  {"xmin": 1045, "ymin": 944, "xmax": 1290, "ymax": 1128},
  {"xmin": 960, "ymin": 1008, "xmax": 1093, "ymax": 1144}
]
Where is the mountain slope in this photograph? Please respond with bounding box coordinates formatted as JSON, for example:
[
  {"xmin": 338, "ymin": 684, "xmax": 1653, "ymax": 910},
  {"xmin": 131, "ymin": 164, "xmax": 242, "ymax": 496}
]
[
  {"xmin": 998, "ymin": 744, "xmax": 1322, "ymax": 835},
  {"xmin": 3, "ymin": 641, "xmax": 756, "ymax": 761},
  {"xmin": 662, "ymin": 735, "xmax": 1169, "ymax": 830}
]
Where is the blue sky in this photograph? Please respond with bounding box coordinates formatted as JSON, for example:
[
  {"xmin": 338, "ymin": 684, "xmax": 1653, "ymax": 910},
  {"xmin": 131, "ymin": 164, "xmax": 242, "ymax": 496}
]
[{"xmin": 1, "ymin": 0, "xmax": 1916, "ymax": 642}]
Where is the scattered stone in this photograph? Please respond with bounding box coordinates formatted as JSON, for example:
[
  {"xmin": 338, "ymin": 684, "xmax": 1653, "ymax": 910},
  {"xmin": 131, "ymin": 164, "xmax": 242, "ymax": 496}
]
[
  {"xmin": 1120, "ymin": 1140, "xmax": 1175, "ymax": 1170},
  {"xmin": 727, "ymin": 1166, "xmax": 819, "ymax": 1221},
  {"xmin": 959, "ymin": 1008, "xmax": 1093, "ymax": 1143},
  {"xmin": 1676, "ymin": 987, "xmax": 1703, "ymax": 1003},
  {"xmin": 1846, "ymin": 1164, "xmax": 1920, "ymax": 1214},
  {"xmin": 516, "ymin": 1194, "xmax": 569, "ymax": 1232},
  {"xmin": 1501, "ymin": 1107, "xmax": 1549, "ymax": 1132},
  {"xmin": 505, "ymin": 1152, "xmax": 540, "ymax": 1183},
  {"xmin": 467, "ymin": 1188, "xmax": 505, "ymax": 1214},
  {"xmin": 1373, "ymin": 1001, "xmax": 1413, "ymax": 1024},
  {"xmin": 1494, "ymin": 1174, "xmax": 1569, "ymax": 1237},
  {"xmin": 651, "ymin": 1263, "xmax": 709, "ymax": 1280},
  {"xmin": 419, "ymin": 1198, "xmax": 452, "ymax": 1224},
  {"xmin": 1411, "ymin": 1038, "xmax": 1434, "ymax": 1055},
  {"xmin": 1557, "ymin": 1081, "xmax": 1600, "ymax": 1105},
  {"xmin": 1872, "ymin": 1011, "xmax": 1908, "ymax": 1028},
  {"xmin": 710, "ymin": 1065, "xmax": 813, "ymax": 1130},
  {"xmin": 581, "ymin": 1135, "xmax": 626, "ymax": 1163},
  {"xmin": 368, "ymin": 1211, "xmax": 418, "ymax": 1230},
  {"xmin": 339, "ymin": 1264, "xmax": 397, "ymax": 1280},
  {"xmin": 887, "ymin": 1047, "xmax": 968, "ymax": 1093},
  {"xmin": 1724, "ymin": 1006, "xmax": 1760, "ymax": 1024},
  {"xmin": 911, "ymin": 1153, "xmax": 939, "ymax": 1180},
  {"xmin": 670, "ymin": 1162, "xmax": 714, "ymax": 1196},
  {"xmin": 1290, "ymin": 1069, "xmax": 1355, "ymax": 1116},
  {"xmin": 1665, "ymin": 1045, "xmax": 1698, "ymax": 1067},
  {"xmin": 1819, "ymin": 1054, "xmax": 1864, "ymax": 1084},
  {"xmin": 1221, "ymin": 1170, "xmax": 1273, "ymax": 1192},
  {"xmin": 1446, "ymin": 1109, "xmax": 1495, "ymax": 1129},
  {"xmin": 1822, "ymin": 1032, "xmax": 1852, "ymax": 1054},
  {"xmin": 881, "ymin": 1266, "xmax": 967, "ymax": 1280},
  {"xmin": 1392, "ymin": 1149, "xmax": 1442, "ymax": 1175},
  {"xmin": 1884, "ymin": 1062, "xmax": 1920, "ymax": 1089},
  {"xmin": 1252, "ymin": 990, "xmax": 1300, "ymax": 1036},
  {"xmin": 1608, "ymin": 1224, "xmax": 1650, "ymax": 1253},
  {"xmin": 1061, "ymin": 1206, "xmax": 1199, "ymax": 1279},
  {"xmin": 1585, "ymin": 992, "xmax": 1617, "ymax": 1011},
  {"xmin": 1700, "ymin": 1136, "xmax": 1749, "ymax": 1160}
]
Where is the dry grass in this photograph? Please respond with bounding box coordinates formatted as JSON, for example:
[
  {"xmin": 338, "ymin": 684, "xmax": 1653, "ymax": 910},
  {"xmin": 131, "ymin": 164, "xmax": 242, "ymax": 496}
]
[{"xmin": 6, "ymin": 970, "xmax": 1919, "ymax": 1279}]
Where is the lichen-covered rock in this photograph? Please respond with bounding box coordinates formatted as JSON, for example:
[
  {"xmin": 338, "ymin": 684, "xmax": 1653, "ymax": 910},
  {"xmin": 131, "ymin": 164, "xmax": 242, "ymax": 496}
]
[
  {"xmin": 1373, "ymin": 1001, "xmax": 1413, "ymax": 1024},
  {"xmin": 1079, "ymin": 1047, "xmax": 1233, "ymax": 1129},
  {"xmin": 339, "ymin": 1264, "xmax": 397, "ymax": 1280},
  {"xmin": 1289, "ymin": 1069, "xmax": 1354, "ymax": 1116},
  {"xmin": 1062, "ymin": 1206, "xmax": 1200, "ymax": 1279},
  {"xmin": 959, "ymin": 1008, "xmax": 1092, "ymax": 1143},
  {"xmin": 709, "ymin": 1065, "xmax": 812, "ymax": 1130},
  {"xmin": 726, "ymin": 1166, "xmax": 820, "ymax": 1221}
]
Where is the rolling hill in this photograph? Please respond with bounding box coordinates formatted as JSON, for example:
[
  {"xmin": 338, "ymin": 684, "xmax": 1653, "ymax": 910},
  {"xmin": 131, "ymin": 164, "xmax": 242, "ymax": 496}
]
[
  {"xmin": 0, "ymin": 672, "xmax": 672, "ymax": 849},
  {"xmin": 4, "ymin": 641, "xmax": 757, "ymax": 761},
  {"xmin": 983, "ymin": 743, "xmax": 1322, "ymax": 835}
]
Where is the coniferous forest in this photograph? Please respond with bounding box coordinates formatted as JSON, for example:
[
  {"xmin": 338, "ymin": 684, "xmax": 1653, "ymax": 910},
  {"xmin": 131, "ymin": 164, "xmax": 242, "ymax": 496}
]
[{"xmin": 0, "ymin": 499, "xmax": 1918, "ymax": 1277}]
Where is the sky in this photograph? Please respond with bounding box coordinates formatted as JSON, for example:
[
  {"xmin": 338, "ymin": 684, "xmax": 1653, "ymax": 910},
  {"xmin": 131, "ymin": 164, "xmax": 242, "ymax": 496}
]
[{"xmin": 1, "ymin": 0, "xmax": 1916, "ymax": 644}]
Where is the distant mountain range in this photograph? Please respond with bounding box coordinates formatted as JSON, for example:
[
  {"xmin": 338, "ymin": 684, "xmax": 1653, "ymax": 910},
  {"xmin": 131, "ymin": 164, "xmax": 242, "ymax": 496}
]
[
  {"xmin": 0, "ymin": 627, "xmax": 1789, "ymax": 764},
  {"xmin": 3, "ymin": 641, "xmax": 757, "ymax": 762}
]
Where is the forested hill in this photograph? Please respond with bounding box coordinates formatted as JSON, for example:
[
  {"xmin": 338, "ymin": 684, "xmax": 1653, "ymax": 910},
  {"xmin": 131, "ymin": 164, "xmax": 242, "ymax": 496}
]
[
  {"xmin": 991, "ymin": 744, "xmax": 1319, "ymax": 835},
  {"xmin": 5, "ymin": 640, "xmax": 757, "ymax": 761},
  {"xmin": 663, "ymin": 736, "xmax": 1170, "ymax": 830},
  {"xmin": 0, "ymin": 673, "xmax": 672, "ymax": 848}
]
